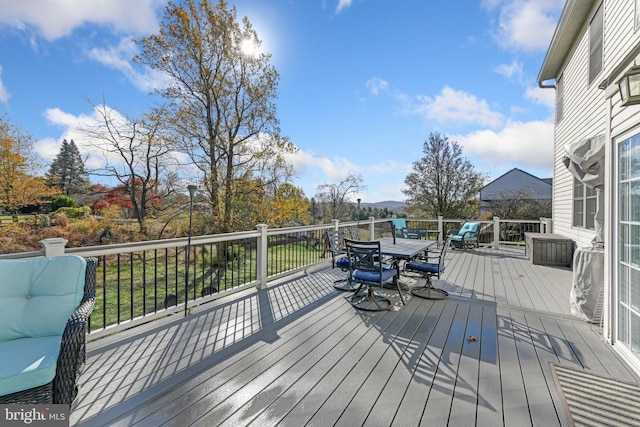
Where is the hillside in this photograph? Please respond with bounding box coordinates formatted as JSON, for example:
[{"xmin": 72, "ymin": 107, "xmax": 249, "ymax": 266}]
[{"xmin": 359, "ymin": 200, "xmax": 406, "ymax": 214}]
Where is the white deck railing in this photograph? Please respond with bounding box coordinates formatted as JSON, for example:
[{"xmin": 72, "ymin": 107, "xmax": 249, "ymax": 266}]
[{"xmin": 1, "ymin": 216, "xmax": 550, "ymax": 339}]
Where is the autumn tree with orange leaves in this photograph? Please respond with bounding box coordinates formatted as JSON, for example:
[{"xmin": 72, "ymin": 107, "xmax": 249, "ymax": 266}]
[{"xmin": 0, "ymin": 116, "xmax": 55, "ymax": 214}]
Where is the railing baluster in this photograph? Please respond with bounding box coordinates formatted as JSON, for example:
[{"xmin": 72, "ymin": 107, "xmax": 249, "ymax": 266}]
[
  {"xmin": 21, "ymin": 218, "xmax": 547, "ymax": 336},
  {"xmin": 142, "ymin": 251, "xmax": 147, "ymax": 316}
]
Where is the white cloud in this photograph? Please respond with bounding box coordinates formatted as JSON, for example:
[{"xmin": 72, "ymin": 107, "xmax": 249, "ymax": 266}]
[
  {"xmin": 494, "ymin": 59, "xmax": 524, "ymax": 81},
  {"xmin": 0, "ymin": 65, "xmax": 9, "ymax": 103},
  {"xmin": 366, "ymin": 77, "xmax": 389, "ymax": 96},
  {"xmin": 36, "ymin": 106, "xmax": 189, "ymax": 174},
  {"xmin": 524, "ymin": 85, "xmax": 555, "ymax": 109},
  {"xmin": 38, "ymin": 107, "xmax": 112, "ymax": 170},
  {"xmin": 485, "ymin": 0, "xmax": 561, "ymax": 52},
  {"xmin": 286, "ymin": 149, "xmax": 361, "ymax": 182},
  {"xmin": 336, "ymin": 0, "xmax": 353, "ymax": 13},
  {"xmin": 413, "ymin": 86, "xmax": 504, "ymax": 128},
  {"xmin": 454, "ymin": 119, "xmax": 554, "ymax": 171},
  {"xmin": 34, "ymin": 137, "xmax": 61, "ymax": 162},
  {"xmin": 283, "ymin": 147, "xmax": 411, "ymax": 201},
  {"xmin": 0, "ymin": 0, "xmax": 161, "ymax": 41},
  {"xmin": 86, "ymin": 38, "xmax": 168, "ymax": 93}
]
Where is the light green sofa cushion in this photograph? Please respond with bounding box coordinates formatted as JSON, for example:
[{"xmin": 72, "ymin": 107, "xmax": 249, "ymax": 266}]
[
  {"xmin": 0, "ymin": 336, "xmax": 61, "ymax": 396},
  {"xmin": 0, "ymin": 256, "xmax": 86, "ymax": 341}
]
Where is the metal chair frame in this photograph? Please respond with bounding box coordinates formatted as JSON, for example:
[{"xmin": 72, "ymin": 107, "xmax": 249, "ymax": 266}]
[
  {"xmin": 345, "ymin": 239, "xmax": 402, "ymax": 311},
  {"xmin": 326, "ymin": 230, "xmax": 357, "ymax": 291},
  {"xmin": 404, "ymin": 236, "xmax": 450, "ymax": 299}
]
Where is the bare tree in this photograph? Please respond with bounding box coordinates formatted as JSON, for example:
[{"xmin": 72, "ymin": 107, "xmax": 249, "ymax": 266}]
[
  {"xmin": 82, "ymin": 101, "xmax": 175, "ymax": 234},
  {"xmin": 404, "ymin": 132, "xmax": 485, "ymax": 218},
  {"xmin": 315, "ymin": 174, "xmax": 367, "ymax": 221},
  {"xmin": 490, "ymin": 189, "xmax": 552, "ymax": 220}
]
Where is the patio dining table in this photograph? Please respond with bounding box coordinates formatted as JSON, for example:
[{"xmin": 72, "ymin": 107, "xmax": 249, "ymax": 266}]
[
  {"xmin": 377, "ymin": 237, "xmax": 438, "ymax": 287},
  {"xmin": 378, "ymin": 237, "xmax": 437, "ymax": 260}
]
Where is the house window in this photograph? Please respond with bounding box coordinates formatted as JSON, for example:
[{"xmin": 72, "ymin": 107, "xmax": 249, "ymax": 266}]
[
  {"xmin": 589, "ymin": 3, "xmax": 603, "ymax": 84},
  {"xmin": 573, "ymin": 177, "xmax": 597, "ymax": 229},
  {"xmin": 556, "ymin": 75, "xmax": 564, "ymax": 123}
]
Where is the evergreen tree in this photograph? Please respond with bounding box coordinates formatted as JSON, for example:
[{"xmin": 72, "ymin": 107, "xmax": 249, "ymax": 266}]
[{"xmin": 46, "ymin": 139, "xmax": 91, "ymax": 197}]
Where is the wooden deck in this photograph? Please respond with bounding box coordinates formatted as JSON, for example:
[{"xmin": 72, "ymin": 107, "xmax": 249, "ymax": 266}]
[{"xmin": 71, "ymin": 246, "xmax": 639, "ymax": 426}]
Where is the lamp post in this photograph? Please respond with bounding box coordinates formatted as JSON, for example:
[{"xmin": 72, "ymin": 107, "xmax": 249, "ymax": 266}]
[{"xmin": 184, "ymin": 185, "xmax": 197, "ymax": 317}]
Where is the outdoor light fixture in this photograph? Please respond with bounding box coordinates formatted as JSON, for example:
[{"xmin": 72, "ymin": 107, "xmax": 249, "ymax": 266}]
[
  {"xmin": 617, "ymin": 65, "xmax": 640, "ymax": 106},
  {"xmin": 185, "ymin": 184, "xmax": 197, "ymax": 317}
]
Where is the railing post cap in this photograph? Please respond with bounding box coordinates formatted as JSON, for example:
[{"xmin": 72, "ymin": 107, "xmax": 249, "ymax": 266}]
[{"xmin": 40, "ymin": 238, "xmax": 68, "ymax": 257}]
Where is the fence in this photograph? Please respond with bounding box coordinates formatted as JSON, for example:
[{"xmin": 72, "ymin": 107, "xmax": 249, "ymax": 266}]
[{"xmin": 2, "ymin": 216, "xmax": 550, "ymax": 339}]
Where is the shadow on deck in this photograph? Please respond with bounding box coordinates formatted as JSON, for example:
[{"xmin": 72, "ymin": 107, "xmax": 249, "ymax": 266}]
[{"xmin": 71, "ymin": 247, "xmax": 638, "ymax": 426}]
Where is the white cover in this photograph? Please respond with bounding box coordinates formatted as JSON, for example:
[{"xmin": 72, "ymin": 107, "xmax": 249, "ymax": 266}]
[
  {"xmin": 570, "ymin": 247, "xmax": 604, "ymax": 323},
  {"xmin": 563, "ymin": 135, "xmax": 606, "ymax": 248}
]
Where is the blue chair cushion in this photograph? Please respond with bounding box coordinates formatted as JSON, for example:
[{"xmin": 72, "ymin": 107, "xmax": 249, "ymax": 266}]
[
  {"xmin": 406, "ymin": 261, "xmax": 444, "ymax": 274},
  {"xmin": 453, "ymin": 222, "xmax": 479, "ymax": 241},
  {"xmin": 451, "ymin": 234, "xmax": 476, "ymax": 242},
  {"xmin": 335, "ymin": 257, "xmax": 351, "ymax": 269},
  {"xmin": 391, "ymin": 219, "xmax": 408, "ymax": 236},
  {"xmin": 353, "ymin": 268, "xmax": 398, "ymax": 284},
  {"xmin": 0, "ymin": 256, "xmax": 86, "ymax": 341},
  {"xmin": 391, "ymin": 219, "xmax": 407, "ymax": 229},
  {"xmin": 0, "ymin": 336, "xmax": 61, "ymax": 396}
]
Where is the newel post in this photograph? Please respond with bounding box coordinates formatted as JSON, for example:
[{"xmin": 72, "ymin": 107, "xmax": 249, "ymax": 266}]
[
  {"xmin": 493, "ymin": 217, "xmax": 500, "ymax": 249},
  {"xmin": 332, "ymin": 219, "xmax": 339, "ymax": 231},
  {"xmin": 368, "ymin": 217, "xmax": 375, "ymax": 240},
  {"xmin": 40, "ymin": 238, "xmax": 68, "ymax": 257},
  {"xmin": 256, "ymin": 224, "xmax": 268, "ymax": 290},
  {"xmin": 438, "ymin": 216, "xmax": 444, "ymax": 245}
]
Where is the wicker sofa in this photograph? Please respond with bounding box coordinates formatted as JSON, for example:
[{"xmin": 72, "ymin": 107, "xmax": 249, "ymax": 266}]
[{"xmin": 0, "ymin": 256, "xmax": 96, "ymax": 406}]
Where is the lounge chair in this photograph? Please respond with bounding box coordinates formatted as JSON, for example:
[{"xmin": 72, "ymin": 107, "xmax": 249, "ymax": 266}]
[
  {"xmin": 0, "ymin": 256, "xmax": 97, "ymax": 406},
  {"xmin": 450, "ymin": 222, "xmax": 480, "ymax": 249}
]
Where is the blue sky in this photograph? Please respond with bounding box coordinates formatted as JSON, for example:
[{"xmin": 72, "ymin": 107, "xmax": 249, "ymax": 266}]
[{"xmin": 0, "ymin": 0, "xmax": 561, "ymax": 203}]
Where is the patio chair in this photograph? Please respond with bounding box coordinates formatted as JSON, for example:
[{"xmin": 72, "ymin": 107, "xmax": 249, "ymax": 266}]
[
  {"xmin": 391, "ymin": 218, "xmax": 408, "ymax": 237},
  {"xmin": 450, "ymin": 222, "xmax": 480, "ymax": 249},
  {"xmin": 404, "ymin": 236, "xmax": 450, "ymax": 299},
  {"xmin": 391, "ymin": 218, "xmax": 428, "ymax": 240},
  {"xmin": 0, "ymin": 256, "xmax": 97, "ymax": 406},
  {"xmin": 345, "ymin": 239, "xmax": 402, "ymax": 311},
  {"xmin": 347, "ymin": 226, "xmax": 361, "ymax": 240},
  {"xmin": 326, "ymin": 230, "xmax": 357, "ymax": 291}
]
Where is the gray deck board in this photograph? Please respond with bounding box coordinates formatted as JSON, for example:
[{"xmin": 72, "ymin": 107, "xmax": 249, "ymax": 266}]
[
  {"xmin": 420, "ymin": 302, "xmax": 469, "ymax": 427},
  {"xmin": 497, "ymin": 308, "xmax": 532, "ymax": 426},
  {"xmin": 447, "ymin": 303, "xmax": 483, "ymax": 427},
  {"xmin": 475, "ymin": 303, "xmax": 503, "ymax": 427},
  {"xmin": 70, "ymin": 246, "xmax": 639, "ymax": 427},
  {"xmin": 509, "ymin": 310, "xmax": 560, "ymax": 427}
]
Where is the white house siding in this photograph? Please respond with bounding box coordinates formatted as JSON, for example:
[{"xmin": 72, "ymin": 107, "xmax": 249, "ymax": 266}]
[
  {"xmin": 604, "ymin": 0, "xmax": 640, "ymax": 74},
  {"xmin": 540, "ymin": 0, "xmax": 640, "ymax": 372},
  {"xmin": 552, "ymin": 1, "xmax": 606, "ymax": 248}
]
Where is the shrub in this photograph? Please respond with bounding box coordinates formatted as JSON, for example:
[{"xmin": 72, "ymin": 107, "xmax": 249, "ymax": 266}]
[
  {"xmin": 55, "ymin": 206, "xmax": 90, "ymax": 219},
  {"xmin": 50, "ymin": 194, "xmax": 78, "ymax": 211},
  {"xmin": 101, "ymin": 205, "xmax": 121, "ymax": 219},
  {"xmin": 39, "ymin": 215, "xmax": 52, "ymax": 227},
  {"xmin": 53, "ymin": 212, "xmax": 69, "ymax": 227},
  {"xmin": 98, "ymin": 226, "xmax": 114, "ymax": 242}
]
